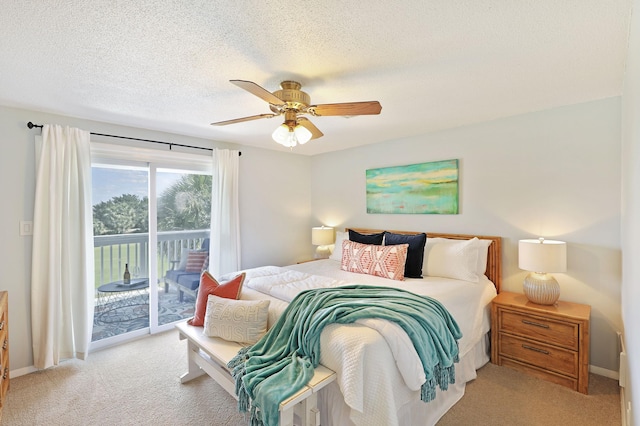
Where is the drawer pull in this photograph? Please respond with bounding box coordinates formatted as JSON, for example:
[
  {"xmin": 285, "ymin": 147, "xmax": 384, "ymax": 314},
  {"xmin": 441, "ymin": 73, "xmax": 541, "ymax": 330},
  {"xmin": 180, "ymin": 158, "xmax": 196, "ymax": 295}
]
[
  {"xmin": 2, "ymin": 367, "xmax": 7, "ymax": 379},
  {"xmin": 521, "ymin": 319, "xmax": 550, "ymax": 329},
  {"xmin": 2, "ymin": 339, "xmax": 6, "ymax": 350},
  {"xmin": 522, "ymin": 344, "xmax": 550, "ymax": 355},
  {"xmin": 0, "ymin": 321, "xmax": 4, "ymax": 330}
]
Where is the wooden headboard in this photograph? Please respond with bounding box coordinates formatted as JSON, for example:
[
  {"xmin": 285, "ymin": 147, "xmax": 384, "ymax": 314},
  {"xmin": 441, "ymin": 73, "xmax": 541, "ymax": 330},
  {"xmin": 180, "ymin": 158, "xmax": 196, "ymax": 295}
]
[{"xmin": 347, "ymin": 228, "xmax": 502, "ymax": 293}]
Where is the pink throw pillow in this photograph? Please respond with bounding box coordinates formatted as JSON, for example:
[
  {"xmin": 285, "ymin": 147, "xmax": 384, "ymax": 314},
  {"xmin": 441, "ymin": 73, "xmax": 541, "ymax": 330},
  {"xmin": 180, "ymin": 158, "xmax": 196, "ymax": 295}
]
[{"xmin": 341, "ymin": 240, "xmax": 408, "ymax": 281}]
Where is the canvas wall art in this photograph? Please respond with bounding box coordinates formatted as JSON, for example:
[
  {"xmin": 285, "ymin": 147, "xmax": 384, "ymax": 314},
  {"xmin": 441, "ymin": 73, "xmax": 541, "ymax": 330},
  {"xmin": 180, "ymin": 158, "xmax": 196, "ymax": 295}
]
[{"xmin": 366, "ymin": 159, "xmax": 459, "ymax": 214}]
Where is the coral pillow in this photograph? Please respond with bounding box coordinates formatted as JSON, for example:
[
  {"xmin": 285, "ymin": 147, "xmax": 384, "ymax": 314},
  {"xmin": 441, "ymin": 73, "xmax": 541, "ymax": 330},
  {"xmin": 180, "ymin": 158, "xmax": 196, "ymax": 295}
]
[
  {"xmin": 341, "ymin": 240, "xmax": 408, "ymax": 281},
  {"xmin": 185, "ymin": 251, "xmax": 208, "ymax": 273},
  {"xmin": 188, "ymin": 271, "xmax": 245, "ymax": 326}
]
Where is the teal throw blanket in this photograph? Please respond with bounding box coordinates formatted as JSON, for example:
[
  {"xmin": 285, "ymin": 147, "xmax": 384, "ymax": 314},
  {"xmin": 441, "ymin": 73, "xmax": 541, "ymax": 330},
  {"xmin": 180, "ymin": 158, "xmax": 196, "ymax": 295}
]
[{"xmin": 227, "ymin": 285, "xmax": 462, "ymax": 426}]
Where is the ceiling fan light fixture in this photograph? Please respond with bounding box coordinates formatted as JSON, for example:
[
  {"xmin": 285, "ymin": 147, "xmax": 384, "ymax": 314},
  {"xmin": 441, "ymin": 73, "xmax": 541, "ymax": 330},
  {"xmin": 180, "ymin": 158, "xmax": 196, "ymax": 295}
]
[
  {"xmin": 272, "ymin": 123, "xmax": 294, "ymax": 147},
  {"xmin": 271, "ymin": 123, "xmax": 312, "ymax": 147},
  {"xmin": 213, "ymin": 79, "xmax": 381, "ymax": 144},
  {"xmin": 294, "ymin": 124, "xmax": 312, "ymax": 145}
]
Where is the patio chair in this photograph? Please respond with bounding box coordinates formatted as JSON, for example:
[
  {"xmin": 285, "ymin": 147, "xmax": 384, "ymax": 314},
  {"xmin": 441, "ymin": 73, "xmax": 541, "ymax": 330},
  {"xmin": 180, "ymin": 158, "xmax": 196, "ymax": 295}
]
[{"xmin": 164, "ymin": 238, "xmax": 209, "ymax": 302}]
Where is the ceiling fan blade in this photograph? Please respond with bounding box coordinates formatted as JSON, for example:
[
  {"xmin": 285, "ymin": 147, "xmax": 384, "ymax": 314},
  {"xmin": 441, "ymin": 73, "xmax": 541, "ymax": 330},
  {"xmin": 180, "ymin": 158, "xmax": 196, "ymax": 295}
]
[
  {"xmin": 211, "ymin": 113, "xmax": 277, "ymax": 126},
  {"xmin": 297, "ymin": 117, "xmax": 324, "ymax": 140},
  {"xmin": 310, "ymin": 101, "xmax": 382, "ymax": 117},
  {"xmin": 230, "ymin": 80, "xmax": 285, "ymax": 106}
]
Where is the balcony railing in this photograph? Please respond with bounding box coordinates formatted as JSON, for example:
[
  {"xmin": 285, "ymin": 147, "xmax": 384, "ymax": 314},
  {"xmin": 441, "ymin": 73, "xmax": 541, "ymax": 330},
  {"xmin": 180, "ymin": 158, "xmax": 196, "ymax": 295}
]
[{"xmin": 93, "ymin": 229, "xmax": 210, "ymax": 291}]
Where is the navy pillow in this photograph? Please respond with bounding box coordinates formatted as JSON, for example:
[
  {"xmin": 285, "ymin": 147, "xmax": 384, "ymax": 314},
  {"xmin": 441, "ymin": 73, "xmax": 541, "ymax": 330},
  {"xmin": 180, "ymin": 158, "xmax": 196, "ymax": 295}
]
[
  {"xmin": 384, "ymin": 232, "xmax": 427, "ymax": 278},
  {"xmin": 348, "ymin": 229, "xmax": 384, "ymax": 245}
]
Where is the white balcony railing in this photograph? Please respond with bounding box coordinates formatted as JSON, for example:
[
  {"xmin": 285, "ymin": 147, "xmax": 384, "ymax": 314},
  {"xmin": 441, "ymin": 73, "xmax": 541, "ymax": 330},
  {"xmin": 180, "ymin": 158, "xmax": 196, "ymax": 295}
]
[{"xmin": 93, "ymin": 229, "xmax": 209, "ymax": 291}]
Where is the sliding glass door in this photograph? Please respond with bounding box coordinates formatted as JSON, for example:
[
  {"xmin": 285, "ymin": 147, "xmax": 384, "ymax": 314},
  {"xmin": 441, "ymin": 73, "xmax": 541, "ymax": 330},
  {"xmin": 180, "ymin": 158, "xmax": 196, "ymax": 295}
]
[
  {"xmin": 92, "ymin": 165, "xmax": 150, "ymax": 342},
  {"xmin": 90, "ymin": 144, "xmax": 212, "ymax": 348},
  {"xmin": 156, "ymin": 169, "xmax": 212, "ymax": 326}
]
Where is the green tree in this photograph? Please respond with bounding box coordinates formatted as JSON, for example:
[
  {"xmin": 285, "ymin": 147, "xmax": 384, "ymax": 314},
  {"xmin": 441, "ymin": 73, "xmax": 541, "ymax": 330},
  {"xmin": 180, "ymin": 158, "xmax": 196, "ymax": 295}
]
[
  {"xmin": 157, "ymin": 174, "xmax": 212, "ymax": 231},
  {"xmin": 93, "ymin": 194, "xmax": 149, "ymax": 235}
]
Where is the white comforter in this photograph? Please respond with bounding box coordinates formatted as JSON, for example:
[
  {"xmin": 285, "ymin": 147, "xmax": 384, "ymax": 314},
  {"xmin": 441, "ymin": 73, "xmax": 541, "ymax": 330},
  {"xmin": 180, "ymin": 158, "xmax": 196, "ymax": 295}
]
[{"xmin": 222, "ymin": 260, "xmax": 497, "ymax": 426}]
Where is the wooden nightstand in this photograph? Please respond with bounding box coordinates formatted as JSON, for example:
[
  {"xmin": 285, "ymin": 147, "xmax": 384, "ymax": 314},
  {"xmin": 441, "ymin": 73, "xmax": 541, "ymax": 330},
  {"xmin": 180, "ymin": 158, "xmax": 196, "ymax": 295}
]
[
  {"xmin": 296, "ymin": 258, "xmax": 324, "ymax": 264},
  {"xmin": 491, "ymin": 291, "xmax": 590, "ymax": 394}
]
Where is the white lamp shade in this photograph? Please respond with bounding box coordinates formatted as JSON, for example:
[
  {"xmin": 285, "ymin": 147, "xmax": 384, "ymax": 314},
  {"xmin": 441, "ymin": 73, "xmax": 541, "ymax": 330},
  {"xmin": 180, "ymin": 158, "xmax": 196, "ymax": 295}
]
[
  {"xmin": 518, "ymin": 238, "xmax": 567, "ymax": 273},
  {"xmin": 312, "ymin": 227, "xmax": 334, "ymax": 246}
]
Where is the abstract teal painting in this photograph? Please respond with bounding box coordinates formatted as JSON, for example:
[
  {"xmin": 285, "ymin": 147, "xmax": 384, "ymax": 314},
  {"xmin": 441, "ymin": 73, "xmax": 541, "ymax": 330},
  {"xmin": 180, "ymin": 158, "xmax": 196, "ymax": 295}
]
[{"xmin": 366, "ymin": 159, "xmax": 459, "ymax": 214}]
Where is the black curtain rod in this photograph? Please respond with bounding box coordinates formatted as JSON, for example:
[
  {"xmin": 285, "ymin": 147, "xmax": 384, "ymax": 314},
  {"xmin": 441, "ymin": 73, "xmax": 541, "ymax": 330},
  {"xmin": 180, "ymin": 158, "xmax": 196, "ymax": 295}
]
[{"xmin": 27, "ymin": 122, "xmax": 240, "ymax": 156}]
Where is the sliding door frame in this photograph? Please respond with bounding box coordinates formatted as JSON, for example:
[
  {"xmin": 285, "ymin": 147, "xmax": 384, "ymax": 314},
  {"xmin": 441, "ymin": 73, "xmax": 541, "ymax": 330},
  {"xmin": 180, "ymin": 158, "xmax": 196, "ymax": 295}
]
[{"xmin": 90, "ymin": 142, "xmax": 212, "ymax": 350}]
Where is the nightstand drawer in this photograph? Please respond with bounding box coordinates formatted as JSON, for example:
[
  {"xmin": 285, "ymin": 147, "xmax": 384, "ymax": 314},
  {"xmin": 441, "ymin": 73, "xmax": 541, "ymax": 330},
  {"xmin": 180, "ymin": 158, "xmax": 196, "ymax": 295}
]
[
  {"xmin": 499, "ymin": 333, "xmax": 578, "ymax": 377},
  {"xmin": 500, "ymin": 358, "xmax": 579, "ymax": 391},
  {"xmin": 500, "ymin": 309, "xmax": 579, "ymax": 350}
]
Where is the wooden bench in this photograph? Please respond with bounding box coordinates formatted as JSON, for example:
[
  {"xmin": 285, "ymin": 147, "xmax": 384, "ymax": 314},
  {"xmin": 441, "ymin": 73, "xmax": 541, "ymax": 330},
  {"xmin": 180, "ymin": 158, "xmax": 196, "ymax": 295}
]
[{"xmin": 176, "ymin": 321, "xmax": 336, "ymax": 426}]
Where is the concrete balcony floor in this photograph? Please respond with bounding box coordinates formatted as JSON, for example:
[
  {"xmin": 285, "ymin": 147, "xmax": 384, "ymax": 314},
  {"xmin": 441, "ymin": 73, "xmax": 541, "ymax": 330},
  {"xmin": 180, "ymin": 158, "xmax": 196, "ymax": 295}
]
[{"xmin": 92, "ymin": 285, "xmax": 195, "ymax": 341}]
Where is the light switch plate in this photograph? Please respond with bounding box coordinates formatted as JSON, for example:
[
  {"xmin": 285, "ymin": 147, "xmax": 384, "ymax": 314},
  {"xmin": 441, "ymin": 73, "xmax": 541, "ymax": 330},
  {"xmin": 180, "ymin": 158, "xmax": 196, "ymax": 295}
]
[{"xmin": 20, "ymin": 220, "xmax": 33, "ymax": 236}]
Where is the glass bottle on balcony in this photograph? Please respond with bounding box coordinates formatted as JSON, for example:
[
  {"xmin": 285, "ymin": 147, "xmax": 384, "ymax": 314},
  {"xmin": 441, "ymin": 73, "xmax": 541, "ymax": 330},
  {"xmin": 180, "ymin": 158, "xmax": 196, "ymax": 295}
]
[{"xmin": 123, "ymin": 263, "xmax": 131, "ymax": 284}]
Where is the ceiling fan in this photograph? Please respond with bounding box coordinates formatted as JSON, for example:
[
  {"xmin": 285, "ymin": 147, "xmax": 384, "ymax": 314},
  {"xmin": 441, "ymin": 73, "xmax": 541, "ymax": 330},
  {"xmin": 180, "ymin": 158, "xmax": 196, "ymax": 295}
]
[{"xmin": 211, "ymin": 80, "xmax": 382, "ymax": 148}]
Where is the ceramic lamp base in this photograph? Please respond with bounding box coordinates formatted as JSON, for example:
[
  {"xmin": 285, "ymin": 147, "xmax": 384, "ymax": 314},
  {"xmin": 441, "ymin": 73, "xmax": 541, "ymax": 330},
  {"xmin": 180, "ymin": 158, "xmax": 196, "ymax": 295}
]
[
  {"xmin": 314, "ymin": 245, "xmax": 331, "ymax": 259},
  {"xmin": 523, "ymin": 272, "xmax": 560, "ymax": 305}
]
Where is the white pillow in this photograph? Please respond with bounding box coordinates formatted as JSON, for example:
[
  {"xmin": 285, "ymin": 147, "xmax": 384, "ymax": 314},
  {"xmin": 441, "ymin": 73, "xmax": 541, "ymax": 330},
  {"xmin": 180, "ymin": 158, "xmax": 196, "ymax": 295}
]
[
  {"xmin": 475, "ymin": 239, "xmax": 493, "ymax": 276},
  {"xmin": 177, "ymin": 247, "xmax": 190, "ymax": 270},
  {"xmin": 329, "ymin": 231, "xmax": 348, "ymax": 261},
  {"xmin": 203, "ymin": 295, "xmax": 270, "ymax": 345},
  {"xmin": 424, "ymin": 237, "xmax": 480, "ymax": 282}
]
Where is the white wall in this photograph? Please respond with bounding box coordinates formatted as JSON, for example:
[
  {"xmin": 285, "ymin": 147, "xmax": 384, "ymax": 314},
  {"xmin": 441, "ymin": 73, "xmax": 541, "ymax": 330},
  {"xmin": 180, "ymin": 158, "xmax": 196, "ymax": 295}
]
[
  {"xmin": 621, "ymin": 0, "xmax": 639, "ymax": 421},
  {"xmin": 311, "ymin": 98, "xmax": 622, "ymax": 373},
  {"xmin": 238, "ymin": 145, "xmax": 313, "ymax": 268},
  {"xmin": 0, "ymin": 105, "xmax": 312, "ymax": 371}
]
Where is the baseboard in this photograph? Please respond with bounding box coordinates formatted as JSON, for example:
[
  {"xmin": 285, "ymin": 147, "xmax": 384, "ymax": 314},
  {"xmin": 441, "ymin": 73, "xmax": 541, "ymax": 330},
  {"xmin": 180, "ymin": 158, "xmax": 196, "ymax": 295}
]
[
  {"xmin": 589, "ymin": 364, "xmax": 619, "ymax": 380},
  {"xmin": 10, "ymin": 365, "xmax": 38, "ymax": 379}
]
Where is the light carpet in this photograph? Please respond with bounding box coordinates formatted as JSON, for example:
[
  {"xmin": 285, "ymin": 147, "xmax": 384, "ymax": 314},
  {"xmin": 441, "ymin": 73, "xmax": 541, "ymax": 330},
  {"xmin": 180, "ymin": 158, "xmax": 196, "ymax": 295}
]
[{"xmin": 2, "ymin": 330, "xmax": 620, "ymax": 425}]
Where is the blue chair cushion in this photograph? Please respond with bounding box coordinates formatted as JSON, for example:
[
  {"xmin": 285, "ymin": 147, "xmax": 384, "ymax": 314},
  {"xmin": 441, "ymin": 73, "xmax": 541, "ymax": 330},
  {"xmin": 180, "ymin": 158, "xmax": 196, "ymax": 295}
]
[
  {"xmin": 165, "ymin": 270, "xmax": 201, "ymax": 291},
  {"xmin": 165, "ymin": 238, "xmax": 210, "ymax": 293}
]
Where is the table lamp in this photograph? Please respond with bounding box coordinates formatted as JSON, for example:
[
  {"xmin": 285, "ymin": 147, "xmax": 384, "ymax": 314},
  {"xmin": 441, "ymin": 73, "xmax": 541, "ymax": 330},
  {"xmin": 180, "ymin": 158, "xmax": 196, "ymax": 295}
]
[
  {"xmin": 518, "ymin": 238, "xmax": 567, "ymax": 305},
  {"xmin": 312, "ymin": 226, "xmax": 334, "ymax": 258}
]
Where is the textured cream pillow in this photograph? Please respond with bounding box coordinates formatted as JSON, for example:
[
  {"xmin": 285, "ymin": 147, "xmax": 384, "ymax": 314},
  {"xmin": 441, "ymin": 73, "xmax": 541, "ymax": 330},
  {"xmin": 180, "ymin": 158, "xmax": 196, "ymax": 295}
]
[
  {"xmin": 203, "ymin": 295, "xmax": 270, "ymax": 345},
  {"xmin": 424, "ymin": 237, "xmax": 480, "ymax": 282}
]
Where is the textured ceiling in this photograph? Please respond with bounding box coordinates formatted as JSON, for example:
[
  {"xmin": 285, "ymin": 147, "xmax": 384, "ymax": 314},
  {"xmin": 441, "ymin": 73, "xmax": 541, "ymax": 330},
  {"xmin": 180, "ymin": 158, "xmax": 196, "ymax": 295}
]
[{"xmin": 0, "ymin": 1, "xmax": 632, "ymax": 155}]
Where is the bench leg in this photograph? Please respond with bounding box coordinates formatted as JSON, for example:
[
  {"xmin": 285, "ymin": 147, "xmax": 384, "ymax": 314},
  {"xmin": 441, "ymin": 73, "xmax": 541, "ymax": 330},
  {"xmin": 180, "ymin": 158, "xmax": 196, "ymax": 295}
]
[
  {"xmin": 180, "ymin": 340, "xmax": 206, "ymax": 383},
  {"xmin": 279, "ymin": 406, "xmax": 295, "ymax": 426},
  {"xmin": 294, "ymin": 393, "xmax": 320, "ymax": 426}
]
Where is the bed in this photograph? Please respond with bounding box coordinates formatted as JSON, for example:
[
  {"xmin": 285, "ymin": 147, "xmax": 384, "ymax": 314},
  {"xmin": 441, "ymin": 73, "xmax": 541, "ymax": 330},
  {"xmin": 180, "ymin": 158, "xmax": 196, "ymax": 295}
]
[{"xmin": 216, "ymin": 228, "xmax": 502, "ymax": 426}]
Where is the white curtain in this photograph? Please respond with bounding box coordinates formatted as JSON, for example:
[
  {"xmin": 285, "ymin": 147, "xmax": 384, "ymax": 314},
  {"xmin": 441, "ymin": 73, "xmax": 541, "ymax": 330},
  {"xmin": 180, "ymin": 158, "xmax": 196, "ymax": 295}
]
[
  {"xmin": 209, "ymin": 149, "xmax": 241, "ymax": 276},
  {"xmin": 31, "ymin": 124, "xmax": 95, "ymax": 369}
]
